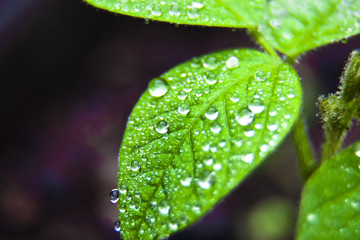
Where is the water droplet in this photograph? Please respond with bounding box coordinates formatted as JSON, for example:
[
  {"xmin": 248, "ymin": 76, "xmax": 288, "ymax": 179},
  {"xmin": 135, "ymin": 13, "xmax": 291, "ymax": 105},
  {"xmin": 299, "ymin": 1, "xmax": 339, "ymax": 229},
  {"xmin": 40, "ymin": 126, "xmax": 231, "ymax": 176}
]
[
  {"xmin": 244, "ymin": 130, "xmax": 255, "ymax": 137},
  {"xmin": 230, "ymin": 92, "xmax": 239, "ymax": 102},
  {"xmin": 114, "ymin": 220, "xmax": 121, "ymax": 232},
  {"xmin": 198, "ymin": 171, "xmax": 215, "ymax": 189},
  {"xmin": 233, "ymin": 139, "xmax": 243, "ymax": 147},
  {"xmin": 178, "ymin": 103, "xmax": 190, "ymax": 115},
  {"xmin": 119, "ymin": 184, "xmax": 128, "ymax": 195},
  {"xmin": 213, "ymin": 163, "xmax": 222, "ymax": 171},
  {"xmin": 192, "ymin": 204, "xmax": 201, "ymax": 214},
  {"xmin": 156, "ymin": 121, "xmax": 169, "ymax": 134},
  {"xmin": 192, "ymin": 2, "xmax": 204, "ymax": 9},
  {"xmin": 109, "ymin": 189, "xmax": 119, "ymax": 204},
  {"xmin": 158, "ymin": 201, "xmax": 170, "ymax": 215},
  {"xmin": 219, "ymin": 140, "xmax": 226, "ymax": 147},
  {"xmin": 180, "ymin": 175, "xmax": 192, "ymax": 187},
  {"xmin": 235, "ymin": 108, "xmax": 254, "ymax": 126},
  {"xmin": 130, "ymin": 160, "xmax": 141, "ymax": 171},
  {"xmin": 306, "ymin": 213, "xmax": 319, "ymax": 225},
  {"xmin": 202, "ymin": 143, "xmax": 210, "ymax": 151},
  {"xmin": 287, "ymin": 93, "xmax": 295, "ymax": 99},
  {"xmin": 151, "ymin": 5, "xmax": 162, "ymax": 16},
  {"xmin": 210, "ymin": 122, "xmax": 222, "ymax": 134},
  {"xmin": 177, "ymin": 90, "xmax": 187, "ymax": 100},
  {"xmin": 248, "ymin": 99, "xmax": 265, "ymax": 113},
  {"xmin": 204, "ymin": 155, "xmax": 214, "ymax": 166},
  {"xmin": 269, "ymin": 110, "xmax": 277, "ymax": 116},
  {"xmin": 355, "ymin": 144, "xmax": 360, "ymax": 157},
  {"xmin": 205, "ymin": 107, "xmax": 219, "ymax": 120},
  {"xmin": 169, "ymin": 4, "xmax": 181, "ymax": 17},
  {"xmin": 187, "ymin": 7, "xmax": 199, "ymax": 20},
  {"xmin": 148, "ymin": 78, "xmax": 169, "ymax": 97},
  {"xmin": 226, "ymin": 56, "xmax": 239, "ymax": 69},
  {"xmin": 202, "ymin": 57, "xmax": 219, "ymax": 70},
  {"xmin": 241, "ymin": 153, "xmax": 254, "ymax": 163},
  {"xmin": 254, "ymin": 70, "xmax": 267, "ymax": 81},
  {"xmin": 267, "ymin": 124, "xmax": 279, "ymax": 131},
  {"xmin": 260, "ymin": 144, "xmax": 269, "ymax": 152},
  {"xmin": 204, "ymin": 73, "xmax": 217, "ymax": 85}
]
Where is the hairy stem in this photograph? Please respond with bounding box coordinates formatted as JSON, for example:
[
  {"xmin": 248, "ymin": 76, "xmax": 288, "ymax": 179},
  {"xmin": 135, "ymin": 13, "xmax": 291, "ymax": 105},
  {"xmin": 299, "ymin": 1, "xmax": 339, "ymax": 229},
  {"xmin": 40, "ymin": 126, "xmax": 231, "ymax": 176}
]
[{"xmin": 293, "ymin": 115, "xmax": 317, "ymax": 180}]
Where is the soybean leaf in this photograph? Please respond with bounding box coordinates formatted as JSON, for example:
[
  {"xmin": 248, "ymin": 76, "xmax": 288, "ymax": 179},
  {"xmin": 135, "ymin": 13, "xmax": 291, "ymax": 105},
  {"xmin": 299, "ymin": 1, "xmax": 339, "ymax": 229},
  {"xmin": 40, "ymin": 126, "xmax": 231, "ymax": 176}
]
[
  {"xmin": 296, "ymin": 142, "xmax": 360, "ymax": 240},
  {"xmin": 117, "ymin": 49, "xmax": 301, "ymax": 240},
  {"xmin": 84, "ymin": 0, "xmax": 265, "ymax": 28},
  {"xmin": 260, "ymin": 0, "xmax": 360, "ymax": 57}
]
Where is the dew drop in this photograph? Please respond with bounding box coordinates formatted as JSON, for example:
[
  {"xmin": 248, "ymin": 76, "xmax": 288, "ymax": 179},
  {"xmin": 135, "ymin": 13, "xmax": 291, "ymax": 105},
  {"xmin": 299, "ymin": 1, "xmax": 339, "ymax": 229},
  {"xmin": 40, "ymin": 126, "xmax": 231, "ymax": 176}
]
[
  {"xmin": 156, "ymin": 121, "xmax": 169, "ymax": 134},
  {"xmin": 202, "ymin": 57, "xmax": 219, "ymax": 70},
  {"xmin": 213, "ymin": 163, "xmax": 222, "ymax": 171},
  {"xmin": 267, "ymin": 124, "xmax": 279, "ymax": 131},
  {"xmin": 205, "ymin": 107, "xmax": 219, "ymax": 120},
  {"xmin": 260, "ymin": 144, "xmax": 269, "ymax": 152},
  {"xmin": 148, "ymin": 78, "xmax": 169, "ymax": 97},
  {"xmin": 248, "ymin": 99, "xmax": 265, "ymax": 114},
  {"xmin": 241, "ymin": 153, "xmax": 254, "ymax": 163},
  {"xmin": 235, "ymin": 108, "xmax": 254, "ymax": 126},
  {"xmin": 202, "ymin": 143, "xmax": 210, "ymax": 151},
  {"xmin": 269, "ymin": 110, "xmax": 277, "ymax": 116},
  {"xmin": 254, "ymin": 70, "xmax": 267, "ymax": 81},
  {"xmin": 210, "ymin": 121, "xmax": 222, "ymax": 134},
  {"xmin": 187, "ymin": 7, "xmax": 199, "ymax": 20},
  {"xmin": 178, "ymin": 103, "xmax": 190, "ymax": 115},
  {"xmin": 158, "ymin": 200, "xmax": 171, "ymax": 215},
  {"xmin": 180, "ymin": 175, "xmax": 192, "ymax": 187},
  {"xmin": 192, "ymin": 204, "xmax": 201, "ymax": 214},
  {"xmin": 198, "ymin": 171, "xmax": 215, "ymax": 189},
  {"xmin": 192, "ymin": 2, "xmax": 204, "ymax": 9},
  {"xmin": 355, "ymin": 144, "xmax": 360, "ymax": 157},
  {"xmin": 306, "ymin": 213, "xmax": 319, "ymax": 225},
  {"xmin": 151, "ymin": 5, "xmax": 162, "ymax": 16},
  {"xmin": 230, "ymin": 92, "xmax": 239, "ymax": 102},
  {"xmin": 219, "ymin": 140, "xmax": 226, "ymax": 147},
  {"xmin": 177, "ymin": 90, "xmax": 187, "ymax": 100},
  {"xmin": 109, "ymin": 189, "xmax": 119, "ymax": 204},
  {"xmin": 169, "ymin": 4, "xmax": 181, "ymax": 17},
  {"xmin": 244, "ymin": 130, "xmax": 255, "ymax": 137},
  {"xmin": 204, "ymin": 155, "xmax": 214, "ymax": 166},
  {"xmin": 205, "ymin": 73, "xmax": 217, "ymax": 85},
  {"xmin": 226, "ymin": 56, "xmax": 239, "ymax": 69},
  {"xmin": 114, "ymin": 220, "xmax": 121, "ymax": 232},
  {"xmin": 119, "ymin": 184, "xmax": 128, "ymax": 195},
  {"xmin": 130, "ymin": 160, "xmax": 141, "ymax": 172}
]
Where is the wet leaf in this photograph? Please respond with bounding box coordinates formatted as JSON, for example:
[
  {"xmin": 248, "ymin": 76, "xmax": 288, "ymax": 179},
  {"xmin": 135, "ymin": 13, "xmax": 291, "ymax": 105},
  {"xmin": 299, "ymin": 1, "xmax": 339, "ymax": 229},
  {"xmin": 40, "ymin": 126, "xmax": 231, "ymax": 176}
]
[
  {"xmin": 296, "ymin": 142, "xmax": 360, "ymax": 239},
  {"xmin": 84, "ymin": 0, "xmax": 265, "ymax": 28},
  {"xmin": 260, "ymin": 0, "xmax": 360, "ymax": 57},
  {"xmin": 117, "ymin": 49, "xmax": 301, "ymax": 239}
]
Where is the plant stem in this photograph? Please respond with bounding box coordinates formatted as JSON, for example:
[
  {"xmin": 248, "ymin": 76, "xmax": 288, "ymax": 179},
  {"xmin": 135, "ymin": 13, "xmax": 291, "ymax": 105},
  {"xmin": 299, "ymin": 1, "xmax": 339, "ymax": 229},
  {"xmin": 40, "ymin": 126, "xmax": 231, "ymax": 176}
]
[
  {"xmin": 293, "ymin": 115, "xmax": 317, "ymax": 180},
  {"xmin": 249, "ymin": 30, "xmax": 280, "ymax": 60}
]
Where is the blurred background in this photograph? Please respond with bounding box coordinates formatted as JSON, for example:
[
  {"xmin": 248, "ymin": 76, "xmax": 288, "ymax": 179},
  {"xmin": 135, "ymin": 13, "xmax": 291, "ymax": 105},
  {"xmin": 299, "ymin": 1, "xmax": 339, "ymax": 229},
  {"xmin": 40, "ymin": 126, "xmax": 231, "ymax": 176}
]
[{"xmin": 0, "ymin": 0, "xmax": 359, "ymax": 239}]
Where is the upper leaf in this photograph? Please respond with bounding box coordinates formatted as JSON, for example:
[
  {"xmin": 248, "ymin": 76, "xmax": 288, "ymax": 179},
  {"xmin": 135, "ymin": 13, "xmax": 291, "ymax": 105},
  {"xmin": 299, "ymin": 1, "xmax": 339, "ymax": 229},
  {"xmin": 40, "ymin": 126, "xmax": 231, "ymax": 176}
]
[
  {"xmin": 296, "ymin": 142, "xmax": 360, "ymax": 240},
  {"xmin": 260, "ymin": 0, "xmax": 360, "ymax": 57},
  {"xmin": 117, "ymin": 49, "xmax": 301, "ymax": 239},
  {"xmin": 84, "ymin": 0, "xmax": 266, "ymax": 28}
]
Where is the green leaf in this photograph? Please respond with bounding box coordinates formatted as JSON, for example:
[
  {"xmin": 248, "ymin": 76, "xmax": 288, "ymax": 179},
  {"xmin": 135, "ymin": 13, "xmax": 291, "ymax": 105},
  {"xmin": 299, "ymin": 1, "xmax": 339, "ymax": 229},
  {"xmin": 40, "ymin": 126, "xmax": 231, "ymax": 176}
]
[
  {"xmin": 296, "ymin": 142, "xmax": 360, "ymax": 240},
  {"xmin": 84, "ymin": 0, "xmax": 266, "ymax": 28},
  {"xmin": 117, "ymin": 49, "xmax": 301, "ymax": 239},
  {"xmin": 260, "ymin": 0, "xmax": 360, "ymax": 57}
]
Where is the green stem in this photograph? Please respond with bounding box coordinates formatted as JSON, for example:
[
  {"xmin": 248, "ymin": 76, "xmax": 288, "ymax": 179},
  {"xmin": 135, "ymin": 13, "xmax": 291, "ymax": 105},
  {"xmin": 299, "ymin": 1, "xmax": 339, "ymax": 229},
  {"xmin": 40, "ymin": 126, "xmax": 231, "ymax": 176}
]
[
  {"xmin": 249, "ymin": 30, "xmax": 281, "ymax": 60},
  {"xmin": 293, "ymin": 115, "xmax": 317, "ymax": 180}
]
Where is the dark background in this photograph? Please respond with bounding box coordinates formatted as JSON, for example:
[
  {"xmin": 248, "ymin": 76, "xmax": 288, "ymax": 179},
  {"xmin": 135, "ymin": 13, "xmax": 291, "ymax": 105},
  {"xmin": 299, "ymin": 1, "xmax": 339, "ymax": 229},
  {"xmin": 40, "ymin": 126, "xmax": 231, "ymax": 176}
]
[{"xmin": 0, "ymin": 0, "xmax": 359, "ymax": 239}]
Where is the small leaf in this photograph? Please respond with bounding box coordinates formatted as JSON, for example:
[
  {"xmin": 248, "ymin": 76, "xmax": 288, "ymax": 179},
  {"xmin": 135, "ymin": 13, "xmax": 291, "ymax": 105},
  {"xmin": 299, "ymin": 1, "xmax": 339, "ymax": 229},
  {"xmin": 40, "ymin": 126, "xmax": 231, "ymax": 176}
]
[
  {"xmin": 84, "ymin": 0, "xmax": 266, "ymax": 28},
  {"xmin": 260, "ymin": 0, "xmax": 360, "ymax": 57},
  {"xmin": 296, "ymin": 142, "xmax": 360, "ymax": 239},
  {"xmin": 117, "ymin": 49, "xmax": 301, "ymax": 239}
]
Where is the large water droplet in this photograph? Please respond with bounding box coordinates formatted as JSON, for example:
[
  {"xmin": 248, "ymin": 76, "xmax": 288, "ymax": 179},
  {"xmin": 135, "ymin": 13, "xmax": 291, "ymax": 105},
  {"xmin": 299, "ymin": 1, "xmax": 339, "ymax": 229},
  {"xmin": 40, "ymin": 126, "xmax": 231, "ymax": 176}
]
[
  {"xmin": 177, "ymin": 90, "xmax": 187, "ymax": 100},
  {"xmin": 235, "ymin": 108, "xmax": 254, "ymax": 126},
  {"xmin": 114, "ymin": 220, "xmax": 121, "ymax": 232},
  {"xmin": 205, "ymin": 73, "xmax": 217, "ymax": 85},
  {"xmin": 180, "ymin": 174, "xmax": 192, "ymax": 187},
  {"xmin": 178, "ymin": 103, "xmax": 190, "ymax": 115},
  {"xmin": 205, "ymin": 107, "xmax": 219, "ymax": 120},
  {"xmin": 244, "ymin": 130, "xmax": 255, "ymax": 137},
  {"xmin": 267, "ymin": 124, "xmax": 279, "ymax": 131},
  {"xmin": 202, "ymin": 57, "xmax": 219, "ymax": 70},
  {"xmin": 109, "ymin": 189, "xmax": 119, "ymax": 204},
  {"xmin": 130, "ymin": 160, "xmax": 141, "ymax": 171},
  {"xmin": 210, "ymin": 121, "xmax": 222, "ymax": 134},
  {"xmin": 158, "ymin": 200, "xmax": 171, "ymax": 215},
  {"xmin": 156, "ymin": 121, "xmax": 169, "ymax": 134},
  {"xmin": 169, "ymin": 222, "xmax": 178, "ymax": 231},
  {"xmin": 149, "ymin": 78, "xmax": 169, "ymax": 97},
  {"xmin": 213, "ymin": 163, "xmax": 222, "ymax": 171},
  {"xmin": 254, "ymin": 70, "xmax": 267, "ymax": 81},
  {"xmin": 260, "ymin": 144, "xmax": 269, "ymax": 152},
  {"xmin": 248, "ymin": 99, "xmax": 265, "ymax": 113},
  {"xmin": 226, "ymin": 56, "xmax": 239, "ymax": 69},
  {"xmin": 187, "ymin": 7, "xmax": 199, "ymax": 19},
  {"xmin": 241, "ymin": 153, "xmax": 254, "ymax": 163},
  {"xmin": 198, "ymin": 171, "xmax": 215, "ymax": 189},
  {"xmin": 169, "ymin": 4, "xmax": 181, "ymax": 17}
]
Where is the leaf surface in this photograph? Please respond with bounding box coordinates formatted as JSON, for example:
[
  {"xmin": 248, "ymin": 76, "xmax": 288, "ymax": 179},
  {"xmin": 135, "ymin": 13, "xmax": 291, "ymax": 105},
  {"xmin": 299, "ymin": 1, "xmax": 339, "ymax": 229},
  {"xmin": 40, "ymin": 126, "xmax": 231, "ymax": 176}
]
[
  {"xmin": 296, "ymin": 142, "xmax": 360, "ymax": 240},
  {"xmin": 84, "ymin": 0, "xmax": 265, "ymax": 28},
  {"xmin": 117, "ymin": 49, "xmax": 301, "ymax": 239},
  {"xmin": 260, "ymin": 0, "xmax": 360, "ymax": 57}
]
